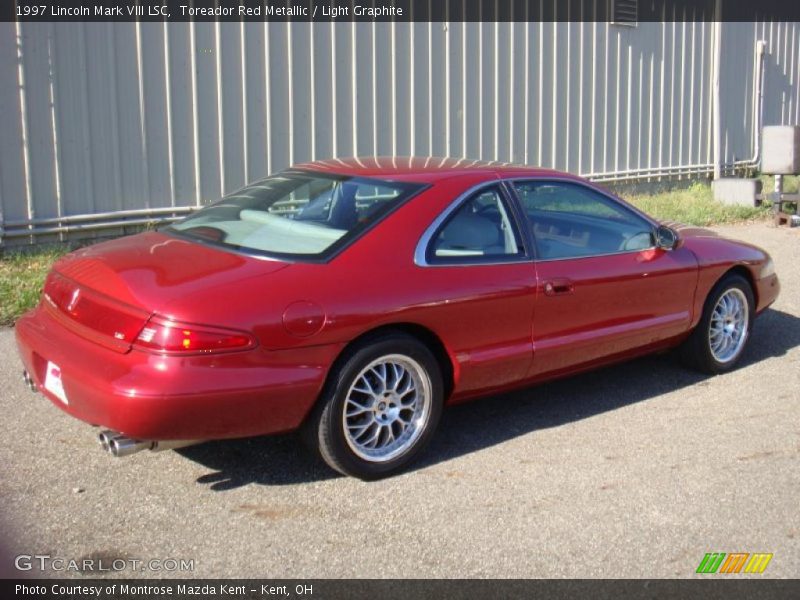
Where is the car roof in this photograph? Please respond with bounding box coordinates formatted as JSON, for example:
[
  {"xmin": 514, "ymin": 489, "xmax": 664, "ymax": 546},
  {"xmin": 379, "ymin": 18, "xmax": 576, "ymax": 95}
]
[{"xmin": 291, "ymin": 156, "xmax": 572, "ymax": 183}]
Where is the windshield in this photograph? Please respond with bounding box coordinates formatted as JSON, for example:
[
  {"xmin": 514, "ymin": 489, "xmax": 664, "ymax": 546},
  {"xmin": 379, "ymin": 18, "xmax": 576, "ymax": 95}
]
[{"xmin": 168, "ymin": 171, "xmax": 425, "ymax": 260}]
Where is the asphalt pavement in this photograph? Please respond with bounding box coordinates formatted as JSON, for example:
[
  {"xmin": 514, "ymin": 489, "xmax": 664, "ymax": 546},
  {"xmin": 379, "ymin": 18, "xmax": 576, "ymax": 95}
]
[{"xmin": 1, "ymin": 222, "xmax": 798, "ymax": 579}]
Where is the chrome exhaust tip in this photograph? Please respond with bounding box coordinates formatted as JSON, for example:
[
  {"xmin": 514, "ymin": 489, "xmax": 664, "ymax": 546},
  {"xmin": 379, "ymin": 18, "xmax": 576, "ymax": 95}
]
[
  {"xmin": 97, "ymin": 430, "xmax": 122, "ymax": 453},
  {"xmin": 22, "ymin": 370, "xmax": 37, "ymax": 392},
  {"xmin": 98, "ymin": 430, "xmax": 202, "ymax": 457},
  {"xmin": 109, "ymin": 437, "xmax": 155, "ymax": 457}
]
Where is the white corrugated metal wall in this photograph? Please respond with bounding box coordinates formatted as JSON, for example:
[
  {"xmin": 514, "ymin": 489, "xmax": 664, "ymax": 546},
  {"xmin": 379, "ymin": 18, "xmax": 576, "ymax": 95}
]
[{"xmin": 0, "ymin": 18, "xmax": 799, "ymax": 243}]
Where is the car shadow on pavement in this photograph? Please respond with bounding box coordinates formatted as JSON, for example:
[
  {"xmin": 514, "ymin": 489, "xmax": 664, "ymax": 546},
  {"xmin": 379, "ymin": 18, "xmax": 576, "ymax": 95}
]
[
  {"xmin": 180, "ymin": 308, "xmax": 800, "ymax": 490},
  {"xmin": 179, "ymin": 433, "xmax": 341, "ymax": 490}
]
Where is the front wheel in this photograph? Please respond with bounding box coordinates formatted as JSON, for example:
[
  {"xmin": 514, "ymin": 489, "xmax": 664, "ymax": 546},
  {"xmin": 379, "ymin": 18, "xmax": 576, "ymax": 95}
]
[
  {"xmin": 306, "ymin": 333, "xmax": 444, "ymax": 479},
  {"xmin": 680, "ymin": 273, "xmax": 754, "ymax": 374}
]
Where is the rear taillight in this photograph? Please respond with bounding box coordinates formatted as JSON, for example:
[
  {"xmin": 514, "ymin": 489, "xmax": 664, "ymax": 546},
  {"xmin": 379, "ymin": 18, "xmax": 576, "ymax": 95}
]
[{"xmin": 133, "ymin": 317, "xmax": 256, "ymax": 354}]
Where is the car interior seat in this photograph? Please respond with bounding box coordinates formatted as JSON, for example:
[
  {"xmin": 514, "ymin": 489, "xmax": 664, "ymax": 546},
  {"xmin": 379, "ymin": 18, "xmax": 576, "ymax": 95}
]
[
  {"xmin": 329, "ymin": 182, "xmax": 359, "ymax": 230},
  {"xmin": 436, "ymin": 212, "xmax": 505, "ymax": 255}
]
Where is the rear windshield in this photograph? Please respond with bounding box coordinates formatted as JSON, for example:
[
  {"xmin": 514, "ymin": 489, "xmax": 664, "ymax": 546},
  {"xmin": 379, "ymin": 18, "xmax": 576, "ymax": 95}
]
[{"xmin": 168, "ymin": 171, "xmax": 424, "ymax": 260}]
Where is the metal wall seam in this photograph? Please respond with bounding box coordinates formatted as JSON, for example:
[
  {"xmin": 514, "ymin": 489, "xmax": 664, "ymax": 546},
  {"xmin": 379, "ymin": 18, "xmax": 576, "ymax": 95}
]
[
  {"xmin": 47, "ymin": 24, "xmax": 64, "ymax": 232},
  {"xmin": 646, "ymin": 53, "xmax": 653, "ymax": 170},
  {"xmin": 791, "ymin": 23, "xmax": 797, "ymax": 123},
  {"xmin": 613, "ymin": 28, "xmax": 620, "ymax": 173},
  {"xmin": 589, "ymin": 21, "xmax": 597, "ymax": 174},
  {"xmin": 427, "ymin": 21, "xmax": 433, "ymax": 155},
  {"xmin": 240, "ymin": 22, "xmax": 249, "ymax": 183},
  {"xmin": 523, "ymin": 18, "xmax": 530, "ymax": 164},
  {"xmin": 796, "ymin": 23, "xmax": 800, "ymax": 124},
  {"xmin": 188, "ymin": 23, "xmax": 201, "ymax": 206},
  {"xmin": 391, "ymin": 21, "xmax": 397, "ymax": 157},
  {"xmin": 550, "ymin": 22, "xmax": 557, "ymax": 168},
  {"xmin": 507, "ymin": 19, "xmax": 513, "ymax": 163},
  {"xmin": 462, "ymin": 17, "xmax": 468, "ymax": 159},
  {"xmin": 134, "ymin": 22, "xmax": 151, "ymax": 209},
  {"xmin": 636, "ymin": 49, "xmax": 643, "ymax": 171},
  {"xmin": 564, "ymin": 22, "xmax": 571, "ymax": 171},
  {"xmin": 677, "ymin": 21, "xmax": 686, "ymax": 166},
  {"xmin": 215, "ymin": 21, "xmax": 225, "ymax": 193},
  {"xmin": 348, "ymin": 21, "xmax": 356, "ymax": 157},
  {"xmin": 577, "ymin": 21, "xmax": 584, "ymax": 174},
  {"xmin": 669, "ymin": 21, "xmax": 677, "ymax": 168},
  {"xmin": 444, "ymin": 19, "xmax": 450, "ymax": 158},
  {"xmin": 695, "ymin": 22, "xmax": 706, "ymax": 168},
  {"xmin": 493, "ymin": 18, "xmax": 499, "ymax": 161},
  {"xmin": 602, "ymin": 23, "xmax": 609, "ymax": 174},
  {"xmin": 163, "ymin": 22, "xmax": 176, "ymax": 207},
  {"xmin": 705, "ymin": 22, "xmax": 714, "ymax": 165},
  {"xmin": 17, "ymin": 20, "xmax": 35, "ymax": 222},
  {"xmin": 408, "ymin": 19, "xmax": 415, "ymax": 155},
  {"xmin": 479, "ymin": 19, "xmax": 484, "ymax": 160},
  {"xmin": 687, "ymin": 21, "xmax": 696, "ymax": 167},
  {"xmin": 625, "ymin": 44, "xmax": 632, "ymax": 172},
  {"xmin": 287, "ymin": 22, "xmax": 295, "ymax": 165}
]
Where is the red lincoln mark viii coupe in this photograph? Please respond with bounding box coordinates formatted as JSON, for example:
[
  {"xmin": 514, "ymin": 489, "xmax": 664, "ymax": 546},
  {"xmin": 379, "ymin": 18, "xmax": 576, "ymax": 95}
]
[{"xmin": 16, "ymin": 158, "xmax": 780, "ymax": 479}]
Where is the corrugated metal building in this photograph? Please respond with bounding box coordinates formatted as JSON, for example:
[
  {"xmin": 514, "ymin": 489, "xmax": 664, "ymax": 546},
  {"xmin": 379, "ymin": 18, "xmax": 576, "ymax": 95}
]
[{"xmin": 1, "ymin": 16, "xmax": 799, "ymax": 244}]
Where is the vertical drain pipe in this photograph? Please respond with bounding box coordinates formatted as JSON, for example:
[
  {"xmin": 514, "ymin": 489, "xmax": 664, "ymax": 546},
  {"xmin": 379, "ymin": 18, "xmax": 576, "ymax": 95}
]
[
  {"xmin": 712, "ymin": 1, "xmax": 723, "ymax": 180},
  {"xmin": 751, "ymin": 40, "xmax": 767, "ymax": 166}
]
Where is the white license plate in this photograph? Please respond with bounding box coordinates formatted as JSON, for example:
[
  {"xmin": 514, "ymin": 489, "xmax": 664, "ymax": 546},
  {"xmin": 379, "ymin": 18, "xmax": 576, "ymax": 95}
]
[{"xmin": 44, "ymin": 361, "xmax": 68, "ymax": 405}]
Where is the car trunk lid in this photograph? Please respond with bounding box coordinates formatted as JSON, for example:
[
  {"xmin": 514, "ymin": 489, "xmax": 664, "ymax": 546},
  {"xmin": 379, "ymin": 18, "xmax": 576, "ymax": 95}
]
[
  {"xmin": 42, "ymin": 271, "xmax": 152, "ymax": 353},
  {"xmin": 43, "ymin": 231, "xmax": 290, "ymax": 353}
]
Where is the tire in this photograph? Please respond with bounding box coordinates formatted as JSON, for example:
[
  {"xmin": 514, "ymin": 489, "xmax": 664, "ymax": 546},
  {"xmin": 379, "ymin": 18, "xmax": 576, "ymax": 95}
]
[
  {"xmin": 680, "ymin": 273, "xmax": 755, "ymax": 374},
  {"xmin": 305, "ymin": 333, "xmax": 444, "ymax": 480}
]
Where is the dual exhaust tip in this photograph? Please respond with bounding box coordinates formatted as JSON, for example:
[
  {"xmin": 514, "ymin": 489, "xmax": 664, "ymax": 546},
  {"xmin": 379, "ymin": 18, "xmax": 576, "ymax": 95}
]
[
  {"xmin": 98, "ymin": 430, "xmax": 200, "ymax": 457},
  {"xmin": 98, "ymin": 430, "xmax": 157, "ymax": 457},
  {"xmin": 22, "ymin": 370, "xmax": 37, "ymax": 393},
  {"xmin": 22, "ymin": 370, "xmax": 200, "ymax": 458}
]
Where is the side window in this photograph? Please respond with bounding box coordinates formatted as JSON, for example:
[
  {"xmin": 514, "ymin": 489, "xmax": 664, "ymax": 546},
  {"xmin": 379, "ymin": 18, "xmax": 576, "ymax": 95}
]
[
  {"xmin": 513, "ymin": 181, "xmax": 654, "ymax": 260},
  {"xmin": 428, "ymin": 186, "xmax": 524, "ymax": 263}
]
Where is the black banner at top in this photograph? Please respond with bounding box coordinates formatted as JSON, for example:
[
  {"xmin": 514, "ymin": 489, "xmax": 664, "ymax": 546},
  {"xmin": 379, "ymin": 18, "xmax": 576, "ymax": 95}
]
[{"xmin": 4, "ymin": 0, "xmax": 800, "ymax": 23}]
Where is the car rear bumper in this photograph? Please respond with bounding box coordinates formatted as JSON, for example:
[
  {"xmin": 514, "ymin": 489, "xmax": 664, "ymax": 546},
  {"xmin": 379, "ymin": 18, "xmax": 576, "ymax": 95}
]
[{"xmin": 15, "ymin": 303, "xmax": 342, "ymax": 441}]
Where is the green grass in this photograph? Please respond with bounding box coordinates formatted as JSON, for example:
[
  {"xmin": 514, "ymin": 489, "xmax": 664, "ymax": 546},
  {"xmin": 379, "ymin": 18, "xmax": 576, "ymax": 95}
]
[
  {"xmin": 625, "ymin": 181, "xmax": 771, "ymax": 226},
  {"xmin": 0, "ymin": 247, "xmax": 69, "ymax": 326}
]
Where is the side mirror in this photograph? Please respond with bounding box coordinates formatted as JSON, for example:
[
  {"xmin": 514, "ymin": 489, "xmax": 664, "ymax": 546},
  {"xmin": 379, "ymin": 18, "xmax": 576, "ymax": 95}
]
[{"xmin": 655, "ymin": 225, "xmax": 679, "ymax": 250}]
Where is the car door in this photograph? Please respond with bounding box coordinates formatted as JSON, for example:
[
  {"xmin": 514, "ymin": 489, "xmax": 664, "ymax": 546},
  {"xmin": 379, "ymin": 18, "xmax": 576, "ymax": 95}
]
[
  {"xmin": 508, "ymin": 179, "xmax": 699, "ymax": 378},
  {"xmin": 413, "ymin": 182, "xmax": 537, "ymax": 397}
]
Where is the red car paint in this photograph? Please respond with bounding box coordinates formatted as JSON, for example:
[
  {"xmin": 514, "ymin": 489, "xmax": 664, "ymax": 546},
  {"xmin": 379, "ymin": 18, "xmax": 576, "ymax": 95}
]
[{"xmin": 15, "ymin": 158, "xmax": 780, "ymax": 441}]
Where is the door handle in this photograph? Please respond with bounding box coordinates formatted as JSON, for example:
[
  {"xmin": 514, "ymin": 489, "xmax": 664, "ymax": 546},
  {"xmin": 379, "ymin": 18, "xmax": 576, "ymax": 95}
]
[{"xmin": 543, "ymin": 278, "xmax": 574, "ymax": 296}]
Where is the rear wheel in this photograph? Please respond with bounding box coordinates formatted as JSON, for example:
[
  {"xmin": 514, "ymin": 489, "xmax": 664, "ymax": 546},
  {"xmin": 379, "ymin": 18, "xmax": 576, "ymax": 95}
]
[
  {"xmin": 680, "ymin": 273, "xmax": 754, "ymax": 374},
  {"xmin": 306, "ymin": 333, "xmax": 444, "ymax": 479}
]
